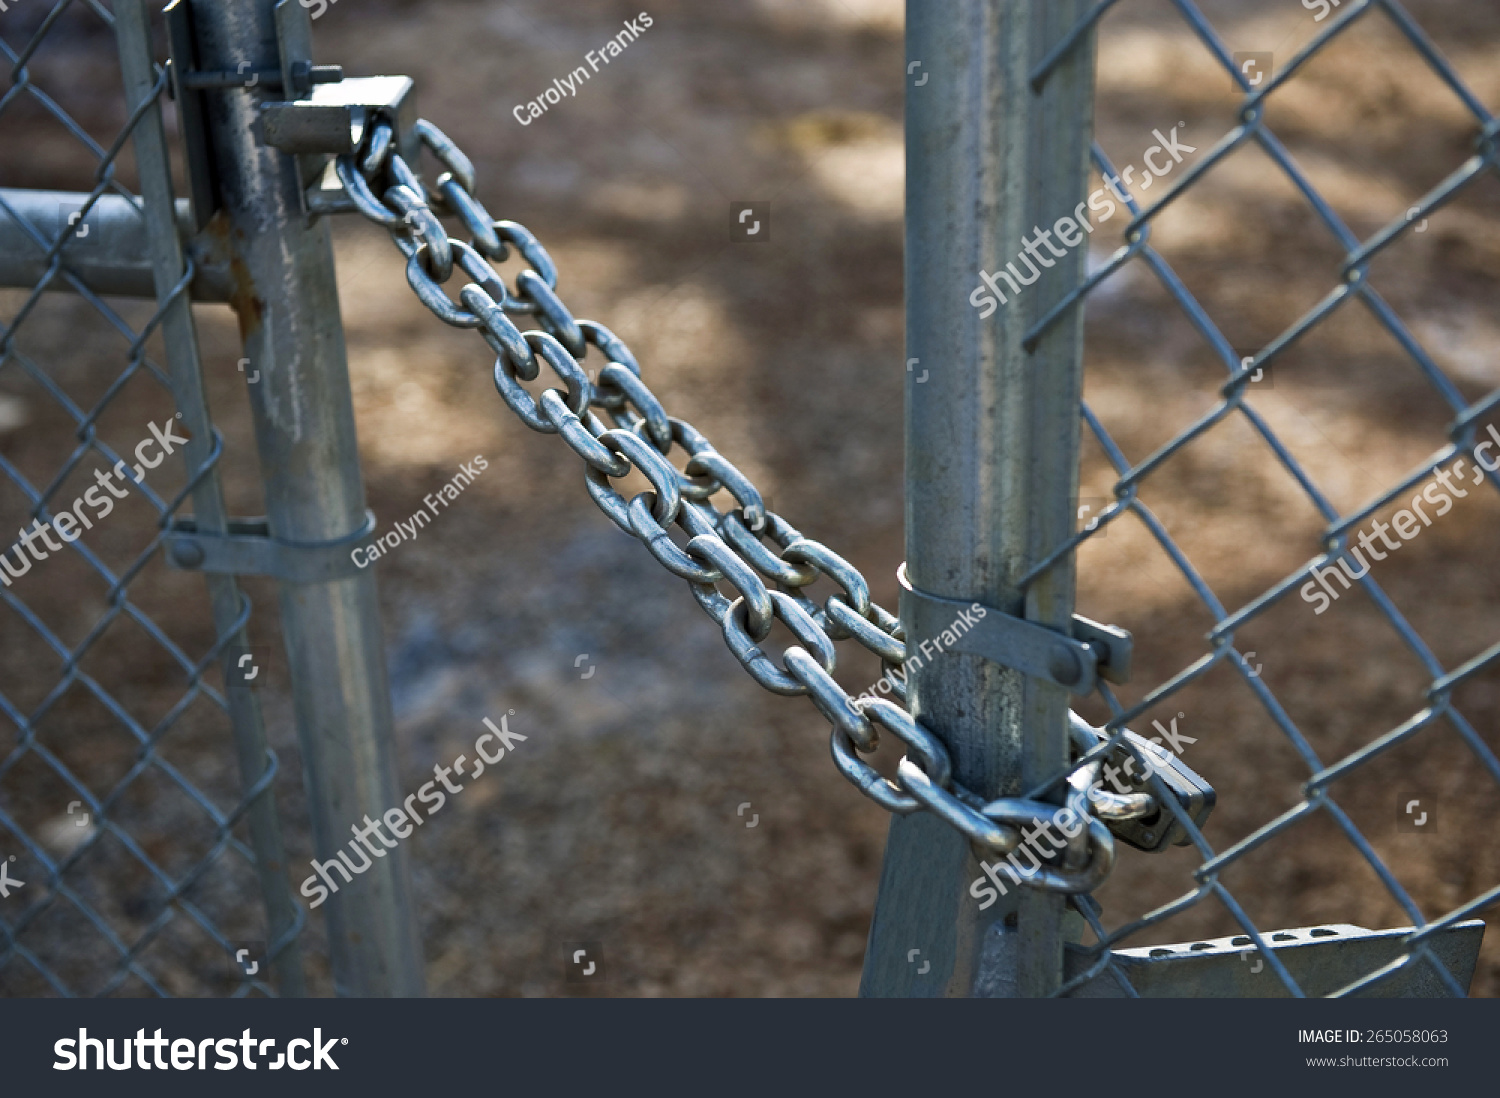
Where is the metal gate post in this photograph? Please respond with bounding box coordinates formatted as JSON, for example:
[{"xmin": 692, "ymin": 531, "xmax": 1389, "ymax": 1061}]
[
  {"xmin": 184, "ymin": 0, "xmax": 425, "ymax": 995},
  {"xmin": 860, "ymin": 0, "xmax": 1096, "ymax": 997},
  {"xmin": 113, "ymin": 0, "xmax": 307, "ymax": 996}
]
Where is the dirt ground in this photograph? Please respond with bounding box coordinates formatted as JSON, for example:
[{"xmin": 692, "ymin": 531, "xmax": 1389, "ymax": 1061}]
[{"xmin": 1, "ymin": 0, "xmax": 1497, "ymax": 997}]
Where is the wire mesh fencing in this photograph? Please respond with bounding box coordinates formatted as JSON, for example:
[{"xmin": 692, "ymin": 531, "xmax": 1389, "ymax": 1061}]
[
  {"xmin": 0, "ymin": 0, "xmax": 304, "ymax": 997},
  {"xmin": 2, "ymin": 0, "xmax": 1496, "ymax": 1001},
  {"xmin": 1027, "ymin": 0, "xmax": 1500, "ymax": 995}
]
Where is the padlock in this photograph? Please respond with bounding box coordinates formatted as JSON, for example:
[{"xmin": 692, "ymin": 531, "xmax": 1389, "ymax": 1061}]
[{"xmin": 1072, "ymin": 715, "xmax": 1215, "ymax": 853}]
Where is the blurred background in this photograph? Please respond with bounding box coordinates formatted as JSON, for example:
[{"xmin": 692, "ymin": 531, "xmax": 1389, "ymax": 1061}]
[{"xmin": 1, "ymin": 0, "xmax": 1497, "ymax": 996}]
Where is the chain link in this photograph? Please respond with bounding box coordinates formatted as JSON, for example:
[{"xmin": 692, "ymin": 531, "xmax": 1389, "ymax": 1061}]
[{"xmin": 335, "ymin": 120, "xmax": 1119, "ymax": 886}]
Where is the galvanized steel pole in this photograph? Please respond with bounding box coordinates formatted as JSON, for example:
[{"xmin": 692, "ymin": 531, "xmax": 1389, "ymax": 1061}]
[
  {"xmin": 114, "ymin": 0, "xmax": 306, "ymax": 997},
  {"xmin": 186, "ymin": 0, "xmax": 425, "ymax": 995},
  {"xmin": 860, "ymin": 0, "xmax": 1096, "ymax": 997}
]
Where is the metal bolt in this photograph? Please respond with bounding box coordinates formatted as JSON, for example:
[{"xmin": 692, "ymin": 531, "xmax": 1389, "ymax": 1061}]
[
  {"xmin": 172, "ymin": 539, "xmax": 204, "ymax": 567},
  {"xmin": 1048, "ymin": 644, "xmax": 1082, "ymax": 686}
]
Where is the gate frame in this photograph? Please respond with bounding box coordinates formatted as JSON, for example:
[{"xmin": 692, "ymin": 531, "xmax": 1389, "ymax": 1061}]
[{"xmin": 172, "ymin": 0, "xmax": 424, "ymax": 997}]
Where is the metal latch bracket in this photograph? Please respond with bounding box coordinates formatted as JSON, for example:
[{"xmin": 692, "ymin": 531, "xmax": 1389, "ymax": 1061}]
[
  {"xmin": 257, "ymin": 76, "xmax": 417, "ymax": 156},
  {"xmin": 166, "ymin": 512, "xmax": 377, "ymax": 584}
]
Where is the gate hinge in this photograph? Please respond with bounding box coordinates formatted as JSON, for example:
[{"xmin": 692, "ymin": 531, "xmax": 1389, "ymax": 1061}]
[
  {"xmin": 897, "ymin": 563, "xmax": 1132, "ymax": 694},
  {"xmin": 165, "ymin": 512, "xmax": 377, "ymax": 584}
]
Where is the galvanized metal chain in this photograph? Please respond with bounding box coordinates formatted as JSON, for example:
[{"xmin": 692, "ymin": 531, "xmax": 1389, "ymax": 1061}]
[{"xmin": 337, "ymin": 117, "xmax": 1119, "ymax": 890}]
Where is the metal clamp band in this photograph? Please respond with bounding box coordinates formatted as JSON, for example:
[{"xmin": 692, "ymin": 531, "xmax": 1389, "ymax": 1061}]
[
  {"xmin": 897, "ymin": 563, "xmax": 1132, "ymax": 694},
  {"xmin": 165, "ymin": 511, "xmax": 378, "ymax": 584}
]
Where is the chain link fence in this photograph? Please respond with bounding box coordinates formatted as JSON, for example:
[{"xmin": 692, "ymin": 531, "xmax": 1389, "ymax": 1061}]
[
  {"xmin": 0, "ymin": 0, "xmax": 304, "ymax": 996},
  {"xmin": 1033, "ymin": 0, "xmax": 1500, "ymax": 995}
]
